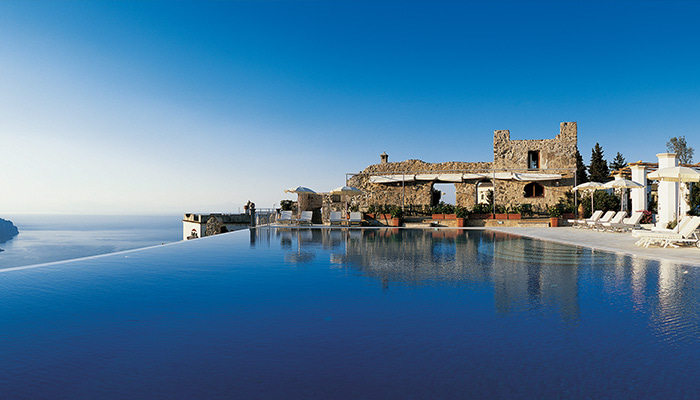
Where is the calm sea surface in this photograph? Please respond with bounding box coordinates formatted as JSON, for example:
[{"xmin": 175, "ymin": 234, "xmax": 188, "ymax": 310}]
[
  {"xmin": 1, "ymin": 227, "xmax": 700, "ymax": 399},
  {"xmin": 0, "ymin": 214, "xmax": 182, "ymax": 269}
]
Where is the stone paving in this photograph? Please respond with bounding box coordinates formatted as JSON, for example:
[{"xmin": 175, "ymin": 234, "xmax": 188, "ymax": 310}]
[{"xmin": 486, "ymin": 226, "xmax": 700, "ymax": 267}]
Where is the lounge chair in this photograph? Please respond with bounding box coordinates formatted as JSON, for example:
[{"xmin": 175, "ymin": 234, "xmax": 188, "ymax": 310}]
[
  {"xmin": 634, "ymin": 216, "xmax": 700, "ymax": 248},
  {"xmin": 569, "ymin": 210, "xmax": 603, "ymax": 228},
  {"xmin": 586, "ymin": 210, "xmax": 615, "ymax": 229},
  {"xmin": 278, "ymin": 210, "xmax": 294, "ymax": 225},
  {"xmin": 596, "ymin": 211, "xmax": 626, "ymax": 231},
  {"xmin": 349, "ymin": 212, "xmax": 362, "ymax": 226},
  {"xmin": 330, "ymin": 211, "xmax": 345, "ymax": 226},
  {"xmin": 606, "ymin": 211, "xmax": 644, "ymax": 232},
  {"xmin": 633, "ymin": 215, "xmax": 692, "ymax": 237},
  {"xmin": 299, "ymin": 211, "xmax": 313, "ymax": 225}
]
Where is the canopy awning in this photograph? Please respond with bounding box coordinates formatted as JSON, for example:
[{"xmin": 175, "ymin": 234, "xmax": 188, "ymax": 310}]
[
  {"xmin": 511, "ymin": 173, "xmax": 562, "ymax": 181},
  {"xmin": 369, "ymin": 172, "xmax": 562, "ymax": 183},
  {"xmin": 369, "ymin": 174, "xmax": 416, "ymax": 183}
]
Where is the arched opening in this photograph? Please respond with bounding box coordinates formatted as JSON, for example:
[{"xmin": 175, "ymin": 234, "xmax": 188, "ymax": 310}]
[
  {"xmin": 433, "ymin": 183, "xmax": 456, "ymax": 206},
  {"xmin": 477, "ymin": 181, "xmax": 493, "ymax": 204},
  {"xmin": 524, "ymin": 182, "xmax": 544, "ymax": 198}
]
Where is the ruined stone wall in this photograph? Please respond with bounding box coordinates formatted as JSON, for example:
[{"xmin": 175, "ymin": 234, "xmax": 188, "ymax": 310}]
[
  {"xmin": 347, "ymin": 121, "xmax": 578, "ymax": 212},
  {"xmin": 492, "ymin": 122, "xmax": 577, "ymax": 207},
  {"xmin": 347, "ymin": 159, "xmax": 492, "ymax": 210},
  {"xmin": 493, "ymin": 122, "xmax": 577, "ymax": 171}
]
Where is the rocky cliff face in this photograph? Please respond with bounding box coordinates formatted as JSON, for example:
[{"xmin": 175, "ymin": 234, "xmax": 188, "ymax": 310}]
[{"xmin": 0, "ymin": 218, "xmax": 19, "ymax": 242}]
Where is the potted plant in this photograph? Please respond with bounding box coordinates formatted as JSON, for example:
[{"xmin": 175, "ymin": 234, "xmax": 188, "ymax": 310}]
[
  {"xmin": 455, "ymin": 206, "xmax": 469, "ymax": 227},
  {"xmin": 442, "ymin": 203, "xmax": 456, "ymax": 219},
  {"xmin": 507, "ymin": 204, "xmax": 522, "ymax": 220},
  {"xmin": 494, "ymin": 205, "xmax": 508, "ymax": 220},
  {"xmin": 365, "ymin": 205, "xmax": 376, "ymax": 220},
  {"xmin": 548, "ymin": 205, "xmax": 562, "ymax": 227},
  {"xmin": 470, "ymin": 203, "xmax": 492, "ymax": 219},
  {"xmin": 431, "ymin": 204, "xmax": 444, "ymax": 220},
  {"xmin": 390, "ymin": 206, "xmax": 403, "ymax": 227}
]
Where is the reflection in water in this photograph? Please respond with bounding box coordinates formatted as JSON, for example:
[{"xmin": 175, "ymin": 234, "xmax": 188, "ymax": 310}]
[{"xmin": 252, "ymin": 227, "xmax": 700, "ymax": 338}]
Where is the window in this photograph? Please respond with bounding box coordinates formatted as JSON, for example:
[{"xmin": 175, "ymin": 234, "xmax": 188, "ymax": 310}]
[
  {"xmin": 477, "ymin": 181, "xmax": 493, "ymax": 204},
  {"xmin": 528, "ymin": 151, "xmax": 540, "ymax": 169},
  {"xmin": 523, "ymin": 182, "xmax": 544, "ymax": 198}
]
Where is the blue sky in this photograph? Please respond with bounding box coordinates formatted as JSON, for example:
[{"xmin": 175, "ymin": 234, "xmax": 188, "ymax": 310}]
[{"xmin": 1, "ymin": 1, "xmax": 698, "ymax": 214}]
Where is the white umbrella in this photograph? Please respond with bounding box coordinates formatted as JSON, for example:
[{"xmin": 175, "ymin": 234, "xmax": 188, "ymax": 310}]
[
  {"xmin": 284, "ymin": 186, "xmax": 316, "ymax": 216},
  {"xmin": 330, "ymin": 186, "xmax": 363, "ymax": 196},
  {"xmin": 603, "ymin": 178, "xmax": 645, "ymax": 211},
  {"xmin": 285, "ymin": 186, "xmax": 316, "ymax": 194},
  {"xmin": 573, "ymin": 181, "xmax": 604, "ymax": 212},
  {"xmin": 330, "ymin": 186, "xmax": 363, "ymax": 213},
  {"xmin": 647, "ymin": 166, "xmax": 700, "ymax": 220}
]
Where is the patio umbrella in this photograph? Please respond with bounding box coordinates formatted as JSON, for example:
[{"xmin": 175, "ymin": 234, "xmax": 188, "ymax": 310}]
[
  {"xmin": 330, "ymin": 186, "xmax": 363, "ymax": 213},
  {"xmin": 284, "ymin": 186, "xmax": 316, "ymax": 215},
  {"xmin": 603, "ymin": 178, "xmax": 645, "ymax": 211},
  {"xmin": 285, "ymin": 186, "xmax": 316, "ymax": 194},
  {"xmin": 647, "ymin": 166, "xmax": 700, "ymax": 220},
  {"xmin": 573, "ymin": 181, "xmax": 604, "ymax": 212}
]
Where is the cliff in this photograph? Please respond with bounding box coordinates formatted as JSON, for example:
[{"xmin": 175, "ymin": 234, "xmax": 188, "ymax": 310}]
[{"xmin": 0, "ymin": 218, "xmax": 19, "ymax": 241}]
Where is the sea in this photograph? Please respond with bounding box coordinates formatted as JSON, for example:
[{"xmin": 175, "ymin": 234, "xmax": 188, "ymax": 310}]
[{"xmin": 0, "ymin": 214, "xmax": 183, "ymax": 270}]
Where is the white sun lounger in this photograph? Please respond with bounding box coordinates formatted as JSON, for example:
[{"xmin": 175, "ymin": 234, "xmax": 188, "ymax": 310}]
[
  {"xmin": 299, "ymin": 211, "xmax": 313, "ymax": 225},
  {"xmin": 587, "ymin": 210, "xmax": 615, "ymax": 229},
  {"xmin": 634, "ymin": 216, "xmax": 700, "ymax": 248},
  {"xmin": 606, "ymin": 211, "xmax": 644, "ymax": 232},
  {"xmin": 633, "ymin": 215, "xmax": 692, "ymax": 238},
  {"xmin": 330, "ymin": 211, "xmax": 345, "ymax": 226},
  {"xmin": 597, "ymin": 211, "xmax": 627, "ymax": 231},
  {"xmin": 349, "ymin": 212, "xmax": 362, "ymax": 226},
  {"xmin": 279, "ymin": 210, "xmax": 294, "ymax": 224},
  {"xmin": 570, "ymin": 210, "xmax": 603, "ymax": 228}
]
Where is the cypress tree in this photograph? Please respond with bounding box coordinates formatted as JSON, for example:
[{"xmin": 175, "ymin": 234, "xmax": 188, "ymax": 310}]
[
  {"xmin": 575, "ymin": 149, "xmax": 588, "ymax": 184},
  {"xmin": 610, "ymin": 152, "xmax": 627, "ymax": 172},
  {"xmin": 589, "ymin": 143, "xmax": 610, "ymax": 182}
]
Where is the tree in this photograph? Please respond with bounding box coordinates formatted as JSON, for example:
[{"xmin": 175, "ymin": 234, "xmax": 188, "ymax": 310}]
[
  {"xmin": 575, "ymin": 149, "xmax": 588, "ymax": 184},
  {"xmin": 667, "ymin": 136, "xmax": 694, "ymax": 165},
  {"xmin": 589, "ymin": 143, "xmax": 610, "ymax": 182},
  {"xmin": 610, "ymin": 152, "xmax": 627, "ymax": 172}
]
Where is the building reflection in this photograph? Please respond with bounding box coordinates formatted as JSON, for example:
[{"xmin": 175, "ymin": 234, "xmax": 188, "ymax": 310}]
[{"xmin": 251, "ymin": 227, "xmax": 699, "ymax": 331}]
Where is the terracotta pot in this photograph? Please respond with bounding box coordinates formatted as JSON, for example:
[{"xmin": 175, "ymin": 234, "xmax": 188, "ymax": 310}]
[
  {"xmin": 456, "ymin": 218, "xmax": 465, "ymax": 227},
  {"xmin": 550, "ymin": 217, "xmax": 560, "ymax": 227},
  {"xmin": 495, "ymin": 213, "xmax": 508, "ymax": 220},
  {"xmin": 365, "ymin": 213, "xmax": 375, "ymax": 219},
  {"xmin": 432, "ymin": 214, "xmax": 444, "ymax": 220},
  {"xmin": 507, "ymin": 213, "xmax": 521, "ymax": 220},
  {"xmin": 391, "ymin": 217, "xmax": 401, "ymax": 227},
  {"xmin": 444, "ymin": 214, "xmax": 457, "ymax": 220}
]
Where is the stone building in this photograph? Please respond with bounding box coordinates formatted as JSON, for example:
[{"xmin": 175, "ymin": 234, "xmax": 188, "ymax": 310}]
[{"xmin": 346, "ymin": 122, "xmax": 578, "ymax": 212}]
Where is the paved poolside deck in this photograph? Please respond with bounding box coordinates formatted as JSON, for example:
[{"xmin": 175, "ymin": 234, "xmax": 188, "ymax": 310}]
[{"xmin": 486, "ymin": 226, "xmax": 700, "ymax": 267}]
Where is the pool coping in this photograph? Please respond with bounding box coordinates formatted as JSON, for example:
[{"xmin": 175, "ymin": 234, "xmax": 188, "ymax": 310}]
[{"xmin": 484, "ymin": 226, "xmax": 700, "ymax": 267}]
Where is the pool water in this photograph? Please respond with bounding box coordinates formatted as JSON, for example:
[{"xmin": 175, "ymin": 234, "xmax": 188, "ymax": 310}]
[{"xmin": 1, "ymin": 228, "xmax": 699, "ymax": 399}]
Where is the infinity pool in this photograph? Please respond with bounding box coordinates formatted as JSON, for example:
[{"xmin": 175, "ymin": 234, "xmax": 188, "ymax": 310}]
[{"xmin": 2, "ymin": 228, "xmax": 699, "ymax": 398}]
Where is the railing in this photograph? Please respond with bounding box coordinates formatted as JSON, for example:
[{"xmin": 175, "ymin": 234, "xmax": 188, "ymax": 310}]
[{"xmin": 254, "ymin": 208, "xmax": 278, "ymax": 226}]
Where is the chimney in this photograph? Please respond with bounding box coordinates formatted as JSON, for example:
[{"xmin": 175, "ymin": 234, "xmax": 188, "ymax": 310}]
[{"xmin": 380, "ymin": 152, "xmax": 388, "ymax": 164}]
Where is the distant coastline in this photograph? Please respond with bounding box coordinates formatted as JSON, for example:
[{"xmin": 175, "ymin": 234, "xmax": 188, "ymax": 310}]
[{"xmin": 0, "ymin": 218, "xmax": 19, "ymax": 243}]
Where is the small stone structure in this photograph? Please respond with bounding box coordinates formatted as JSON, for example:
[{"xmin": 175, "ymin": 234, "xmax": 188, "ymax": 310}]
[
  {"xmin": 345, "ymin": 122, "xmax": 578, "ymax": 212},
  {"xmin": 182, "ymin": 213, "xmax": 252, "ymax": 240}
]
